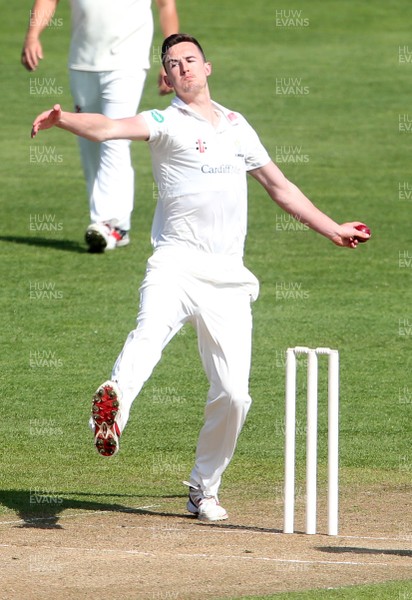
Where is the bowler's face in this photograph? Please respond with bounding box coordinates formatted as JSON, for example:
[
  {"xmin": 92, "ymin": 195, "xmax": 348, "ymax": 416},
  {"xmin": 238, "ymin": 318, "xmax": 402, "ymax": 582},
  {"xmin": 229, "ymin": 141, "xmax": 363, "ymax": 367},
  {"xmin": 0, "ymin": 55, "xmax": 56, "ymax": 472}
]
[{"xmin": 163, "ymin": 42, "xmax": 211, "ymax": 95}]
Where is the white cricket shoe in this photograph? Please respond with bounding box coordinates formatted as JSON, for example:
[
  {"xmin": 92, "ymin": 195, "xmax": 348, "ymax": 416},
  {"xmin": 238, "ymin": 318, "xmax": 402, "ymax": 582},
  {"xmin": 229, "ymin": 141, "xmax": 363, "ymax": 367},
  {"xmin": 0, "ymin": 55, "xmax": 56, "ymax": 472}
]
[
  {"xmin": 85, "ymin": 222, "xmax": 130, "ymax": 253},
  {"xmin": 185, "ymin": 483, "xmax": 228, "ymax": 522}
]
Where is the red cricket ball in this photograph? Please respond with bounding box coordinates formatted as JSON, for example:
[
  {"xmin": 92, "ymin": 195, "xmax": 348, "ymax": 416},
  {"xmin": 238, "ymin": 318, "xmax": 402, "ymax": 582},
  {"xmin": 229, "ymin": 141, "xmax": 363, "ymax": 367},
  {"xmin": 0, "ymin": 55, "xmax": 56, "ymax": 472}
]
[{"xmin": 354, "ymin": 224, "xmax": 371, "ymax": 243}]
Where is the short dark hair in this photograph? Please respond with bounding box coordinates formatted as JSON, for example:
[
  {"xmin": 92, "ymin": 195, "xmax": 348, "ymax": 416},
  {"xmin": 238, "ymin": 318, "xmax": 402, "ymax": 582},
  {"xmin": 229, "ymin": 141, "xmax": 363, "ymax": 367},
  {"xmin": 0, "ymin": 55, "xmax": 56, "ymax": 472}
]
[{"xmin": 161, "ymin": 33, "xmax": 206, "ymax": 67}]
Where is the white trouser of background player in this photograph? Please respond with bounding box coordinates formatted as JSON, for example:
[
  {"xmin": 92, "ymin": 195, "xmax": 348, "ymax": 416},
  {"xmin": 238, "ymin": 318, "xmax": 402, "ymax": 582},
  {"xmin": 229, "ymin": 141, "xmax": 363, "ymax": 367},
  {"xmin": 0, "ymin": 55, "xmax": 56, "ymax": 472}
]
[
  {"xmin": 69, "ymin": 69, "xmax": 147, "ymax": 231},
  {"xmin": 110, "ymin": 248, "xmax": 259, "ymax": 498}
]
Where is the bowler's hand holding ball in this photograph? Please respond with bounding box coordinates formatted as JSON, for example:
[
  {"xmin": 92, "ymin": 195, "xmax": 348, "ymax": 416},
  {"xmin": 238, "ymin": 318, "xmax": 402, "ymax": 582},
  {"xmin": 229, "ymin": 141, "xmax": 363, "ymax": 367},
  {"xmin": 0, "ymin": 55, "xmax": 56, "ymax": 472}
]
[{"xmin": 354, "ymin": 224, "xmax": 371, "ymax": 243}]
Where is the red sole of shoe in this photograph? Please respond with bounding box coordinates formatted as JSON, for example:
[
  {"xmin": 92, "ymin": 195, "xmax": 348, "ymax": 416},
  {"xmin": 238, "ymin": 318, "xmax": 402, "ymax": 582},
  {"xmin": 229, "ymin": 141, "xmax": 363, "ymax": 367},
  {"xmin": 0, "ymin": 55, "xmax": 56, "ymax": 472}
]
[{"xmin": 92, "ymin": 385, "xmax": 120, "ymax": 457}]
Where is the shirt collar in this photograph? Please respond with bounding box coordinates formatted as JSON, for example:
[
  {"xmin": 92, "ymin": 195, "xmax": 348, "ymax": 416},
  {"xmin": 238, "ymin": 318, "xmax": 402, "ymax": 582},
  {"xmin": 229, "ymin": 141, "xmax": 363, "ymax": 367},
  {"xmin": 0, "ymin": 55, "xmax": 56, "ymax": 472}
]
[{"xmin": 171, "ymin": 96, "xmax": 240, "ymax": 126}]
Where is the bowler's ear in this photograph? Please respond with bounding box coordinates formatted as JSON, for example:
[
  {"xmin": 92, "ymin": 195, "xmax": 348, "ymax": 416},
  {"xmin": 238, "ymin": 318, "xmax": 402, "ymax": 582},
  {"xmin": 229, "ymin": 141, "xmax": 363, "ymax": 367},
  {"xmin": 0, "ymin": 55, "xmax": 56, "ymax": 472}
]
[{"xmin": 163, "ymin": 74, "xmax": 174, "ymax": 89}]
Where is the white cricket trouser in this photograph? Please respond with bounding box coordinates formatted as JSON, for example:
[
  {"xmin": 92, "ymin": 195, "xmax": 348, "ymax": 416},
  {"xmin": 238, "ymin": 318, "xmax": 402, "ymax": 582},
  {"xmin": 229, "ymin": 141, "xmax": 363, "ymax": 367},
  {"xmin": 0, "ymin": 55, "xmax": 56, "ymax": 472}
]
[
  {"xmin": 69, "ymin": 69, "xmax": 147, "ymax": 231},
  {"xmin": 112, "ymin": 247, "xmax": 260, "ymax": 497}
]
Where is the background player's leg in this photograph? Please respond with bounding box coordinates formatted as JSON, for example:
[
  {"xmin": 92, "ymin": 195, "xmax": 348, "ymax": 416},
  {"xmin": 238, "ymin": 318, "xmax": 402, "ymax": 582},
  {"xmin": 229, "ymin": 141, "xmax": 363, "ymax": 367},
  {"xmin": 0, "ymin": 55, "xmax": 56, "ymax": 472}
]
[
  {"xmin": 69, "ymin": 70, "xmax": 101, "ymax": 203},
  {"xmin": 90, "ymin": 69, "xmax": 147, "ymax": 231}
]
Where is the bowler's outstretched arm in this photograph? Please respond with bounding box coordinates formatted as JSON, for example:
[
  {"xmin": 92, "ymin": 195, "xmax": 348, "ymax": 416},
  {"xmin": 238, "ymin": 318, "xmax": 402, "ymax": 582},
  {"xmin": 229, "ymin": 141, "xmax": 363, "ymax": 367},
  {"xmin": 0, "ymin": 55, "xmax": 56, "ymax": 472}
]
[
  {"xmin": 250, "ymin": 161, "xmax": 370, "ymax": 248},
  {"xmin": 31, "ymin": 104, "xmax": 150, "ymax": 142}
]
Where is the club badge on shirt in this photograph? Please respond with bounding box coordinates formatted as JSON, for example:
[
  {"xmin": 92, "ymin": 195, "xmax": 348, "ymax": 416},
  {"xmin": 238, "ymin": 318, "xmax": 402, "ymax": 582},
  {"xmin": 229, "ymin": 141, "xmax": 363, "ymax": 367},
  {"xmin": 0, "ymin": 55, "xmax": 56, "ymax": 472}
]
[{"xmin": 195, "ymin": 139, "xmax": 207, "ymax": 153}]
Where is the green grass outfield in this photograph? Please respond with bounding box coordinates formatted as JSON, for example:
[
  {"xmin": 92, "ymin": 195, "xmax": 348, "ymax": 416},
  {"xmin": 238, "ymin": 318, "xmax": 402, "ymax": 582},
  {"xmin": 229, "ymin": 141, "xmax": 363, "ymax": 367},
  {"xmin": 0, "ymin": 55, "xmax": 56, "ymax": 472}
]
[
  {"xmin": 231, "ymin": 578, "xmax": 412, "ymax": 600},
  {"xmin": 1, "ymin": 0, "xmax": 411, "ymax": 597}
]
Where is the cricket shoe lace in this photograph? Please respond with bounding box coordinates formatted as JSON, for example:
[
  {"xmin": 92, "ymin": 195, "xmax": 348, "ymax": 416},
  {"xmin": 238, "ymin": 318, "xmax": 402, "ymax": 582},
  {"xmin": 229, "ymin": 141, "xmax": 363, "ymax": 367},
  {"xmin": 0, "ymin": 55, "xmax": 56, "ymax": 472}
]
[
  {"xmin": 92, "ymin": 380, "xmax": 122, "ymax": 457},
  {"xmin": 85, "ymin": 222, "xmax": 130, "ymax": 252},
  {"xmin": 183, "ymin": 481, "xmax": 228, "ymax": 522}
]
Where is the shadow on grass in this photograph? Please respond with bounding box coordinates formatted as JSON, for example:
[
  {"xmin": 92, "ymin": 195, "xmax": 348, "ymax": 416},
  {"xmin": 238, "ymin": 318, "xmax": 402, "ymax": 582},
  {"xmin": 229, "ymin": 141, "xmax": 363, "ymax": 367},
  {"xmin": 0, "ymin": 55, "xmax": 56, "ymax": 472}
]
[
  {"xmin": 318, "ymin": 546, "xmax": 412, "ymax": 558},
  {"xmin": 0, "ymin": 490, "xmax": 188, "ymax": 529},
  {"xmin": 0, "ymin": 235, "xmax": 88, "ymax": 254}
]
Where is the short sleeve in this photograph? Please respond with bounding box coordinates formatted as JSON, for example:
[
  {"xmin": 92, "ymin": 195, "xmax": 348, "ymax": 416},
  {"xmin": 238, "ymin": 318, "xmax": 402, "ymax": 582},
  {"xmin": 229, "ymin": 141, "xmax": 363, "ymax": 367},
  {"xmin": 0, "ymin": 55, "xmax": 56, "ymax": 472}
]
[
  {"xmin": 140, "ymin": 109, "xmax": 169, "ymax": 144},
  {"xmin": 238, "ymin": 116, "xmax": 271, "ymax": 171}
]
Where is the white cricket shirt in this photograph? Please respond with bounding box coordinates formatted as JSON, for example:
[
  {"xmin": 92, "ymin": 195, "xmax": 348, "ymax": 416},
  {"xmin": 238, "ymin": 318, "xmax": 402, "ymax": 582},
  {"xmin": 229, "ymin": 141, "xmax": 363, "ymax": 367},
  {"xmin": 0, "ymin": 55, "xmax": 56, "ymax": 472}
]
[
  {"xmin": 141, "ymin": 97, "xmax": 270, "ymax": 258},
  {"xmin": 68, "ymin": 0, "xmax": 153, "ymax": 71}
]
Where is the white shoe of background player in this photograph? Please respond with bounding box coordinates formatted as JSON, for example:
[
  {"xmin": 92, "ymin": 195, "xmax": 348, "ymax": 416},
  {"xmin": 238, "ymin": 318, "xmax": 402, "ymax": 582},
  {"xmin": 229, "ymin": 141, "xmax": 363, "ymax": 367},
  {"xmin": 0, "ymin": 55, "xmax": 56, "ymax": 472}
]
[{"xmin": 85, "ymin": 222, "xmax": 130, "ymax": 253}]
